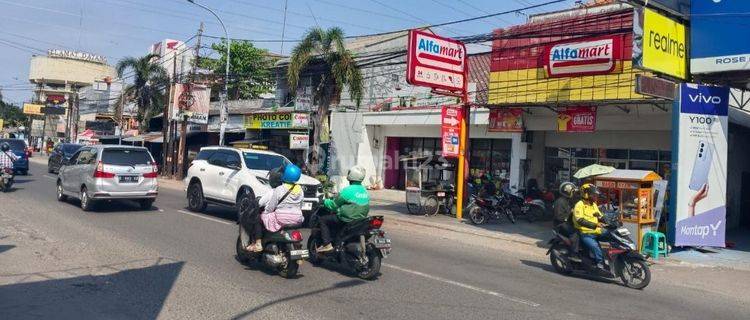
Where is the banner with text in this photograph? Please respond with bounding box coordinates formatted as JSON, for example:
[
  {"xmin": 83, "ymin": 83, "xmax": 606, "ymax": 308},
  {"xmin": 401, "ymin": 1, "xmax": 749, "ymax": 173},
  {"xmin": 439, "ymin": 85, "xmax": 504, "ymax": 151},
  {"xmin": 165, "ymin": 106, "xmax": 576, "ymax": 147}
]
[
  {"xmin": 244, "ymin": 113, "xmax": 310, "ymax": 130},
  {"xmin": 556, "ymin": 106, "xmax": 597, "ymax": 132},
  {"xmin": 488, "ymin": 108, "xmax": 523, "ymax": 132},
  {"xmin": 441, "ymin": 105, "xmax": 463, "ymax": 158}
]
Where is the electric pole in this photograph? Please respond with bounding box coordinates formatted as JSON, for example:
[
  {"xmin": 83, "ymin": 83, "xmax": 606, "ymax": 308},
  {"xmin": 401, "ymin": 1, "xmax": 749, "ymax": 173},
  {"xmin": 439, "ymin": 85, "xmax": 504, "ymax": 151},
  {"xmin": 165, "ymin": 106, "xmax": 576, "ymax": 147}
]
[{"xmin": 176, "ymin": 22, "xmax": 203, "ymax": 180}]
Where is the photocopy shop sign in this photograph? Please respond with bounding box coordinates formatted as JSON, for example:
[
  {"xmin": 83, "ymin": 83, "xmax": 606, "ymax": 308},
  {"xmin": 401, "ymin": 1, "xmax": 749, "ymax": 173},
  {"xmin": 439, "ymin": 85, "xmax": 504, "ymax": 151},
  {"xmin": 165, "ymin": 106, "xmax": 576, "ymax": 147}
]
[
  {"xmin": 406, "ymin": 30, "xmax": 467, "ymax": 93},
  {"xmin": 543, "ymin": 35, "xmax": 622, "ymax": 78},
  {"xmin": 244, "ymin": 113, "xmax": 309, "ymax": 129}
]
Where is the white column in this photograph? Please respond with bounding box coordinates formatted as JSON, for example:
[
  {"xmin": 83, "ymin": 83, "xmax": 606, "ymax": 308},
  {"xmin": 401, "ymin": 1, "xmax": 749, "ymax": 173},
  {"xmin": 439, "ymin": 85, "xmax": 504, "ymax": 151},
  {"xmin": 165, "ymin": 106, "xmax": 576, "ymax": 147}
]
[{"xmin": 509, "ymin": 132, "xmax": 523, "ymax": 191}]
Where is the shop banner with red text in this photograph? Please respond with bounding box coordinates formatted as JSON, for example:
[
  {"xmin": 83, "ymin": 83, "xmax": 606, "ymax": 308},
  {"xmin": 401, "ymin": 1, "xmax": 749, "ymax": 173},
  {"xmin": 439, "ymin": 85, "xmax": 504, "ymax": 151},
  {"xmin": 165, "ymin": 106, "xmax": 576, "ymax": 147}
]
[
  {"xmin": 489, "ymin": 108, "xmax": 524, "ymax": 132},
  {"xmin": 441, "ymin": 105, "xmax": 463, "ymax": 158},
  {"xmin": 556, "ymin": 106, "xmax": 597, "ymax": 132}
]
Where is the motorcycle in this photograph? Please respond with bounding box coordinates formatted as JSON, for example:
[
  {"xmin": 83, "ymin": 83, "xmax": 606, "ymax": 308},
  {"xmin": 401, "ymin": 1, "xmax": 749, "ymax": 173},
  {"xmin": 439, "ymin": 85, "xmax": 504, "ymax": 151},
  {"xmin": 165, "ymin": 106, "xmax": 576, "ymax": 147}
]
[
  {"xmin": 0, "ymin": 167, "xmax": 14, "ymax": 192},
  {"xmin": 424, "ymin": 183, "xmax": 456, "ymax": 217},
  {"xmin": 307, "ymin": 209, "xmax": 391, "ymax": 280},
  {"xmin": 546, "ymin": 212, "xmax": 651, "ymax": 289},
  {"xmin": 235, "ymin": 210, "xmax": 309, "ymax": 279},
  {"xmin": 467, "ymin": 193, "xmax": 517, "ymax": 225}
]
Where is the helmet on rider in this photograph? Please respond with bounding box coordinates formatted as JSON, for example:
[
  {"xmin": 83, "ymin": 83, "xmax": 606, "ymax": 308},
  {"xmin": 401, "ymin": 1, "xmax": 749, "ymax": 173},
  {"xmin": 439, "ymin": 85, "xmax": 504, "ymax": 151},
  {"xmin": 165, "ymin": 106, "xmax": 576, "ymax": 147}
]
[
  {"xmin": 580, "ymin": 183, "xmax": 600, "ymax": 201},
  {"xmin": 281, "ymin": 164, "xmax": 302, "ymax": 183},
  {"xmin": 559, "ymin": 182, "xmax": 578, "ymax": 199},
  {"xmin": 347, "ymin": 165, "xmax": 366, "ymax": 182},
  {"xmin": 0, "ymin": 142, "xmax": 9, "ymax": 152}
]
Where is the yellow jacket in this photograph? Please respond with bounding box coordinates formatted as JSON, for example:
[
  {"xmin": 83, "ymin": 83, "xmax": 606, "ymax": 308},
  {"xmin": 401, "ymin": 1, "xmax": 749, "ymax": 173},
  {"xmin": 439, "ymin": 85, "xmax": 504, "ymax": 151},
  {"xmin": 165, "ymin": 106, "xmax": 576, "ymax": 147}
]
[{"xmin": 572, "ymin": 200, "xmax": 602, "ymax": 235}]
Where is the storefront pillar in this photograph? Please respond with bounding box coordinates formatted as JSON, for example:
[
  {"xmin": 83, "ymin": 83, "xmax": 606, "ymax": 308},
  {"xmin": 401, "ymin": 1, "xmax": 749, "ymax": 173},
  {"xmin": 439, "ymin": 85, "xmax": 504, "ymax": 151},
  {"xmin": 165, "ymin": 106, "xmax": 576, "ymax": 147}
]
[{"xmin": 509, "ymin": 132, "xmax": 523, "ymax": 190}]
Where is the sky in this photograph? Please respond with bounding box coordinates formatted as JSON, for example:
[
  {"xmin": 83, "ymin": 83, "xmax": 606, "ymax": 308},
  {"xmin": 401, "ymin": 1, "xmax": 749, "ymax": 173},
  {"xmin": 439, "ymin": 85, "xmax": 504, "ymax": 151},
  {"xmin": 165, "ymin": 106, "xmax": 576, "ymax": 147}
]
[{"xmin": 0, "ymin": 0, "xmax": 577, "ymax": 105}]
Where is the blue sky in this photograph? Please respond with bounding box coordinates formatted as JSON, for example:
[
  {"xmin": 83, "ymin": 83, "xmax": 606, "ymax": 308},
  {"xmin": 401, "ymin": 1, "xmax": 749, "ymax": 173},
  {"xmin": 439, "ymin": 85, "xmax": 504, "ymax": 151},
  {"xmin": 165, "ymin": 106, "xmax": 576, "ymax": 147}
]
[{"xmin": 0, "ymin": 0, "xmax": 575, "ymax": 104}]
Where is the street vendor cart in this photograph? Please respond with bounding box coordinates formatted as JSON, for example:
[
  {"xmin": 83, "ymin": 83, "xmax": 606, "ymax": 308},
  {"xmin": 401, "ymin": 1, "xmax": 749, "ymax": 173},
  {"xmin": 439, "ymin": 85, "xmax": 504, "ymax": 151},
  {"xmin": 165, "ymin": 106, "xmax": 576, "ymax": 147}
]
[
  {"xmin": 590, "ymin": 169, "xmax": 664, "ymax": 249},
  {"xmin": 401, "ymin": 156, "xmax": 456, "ymax": 216}
]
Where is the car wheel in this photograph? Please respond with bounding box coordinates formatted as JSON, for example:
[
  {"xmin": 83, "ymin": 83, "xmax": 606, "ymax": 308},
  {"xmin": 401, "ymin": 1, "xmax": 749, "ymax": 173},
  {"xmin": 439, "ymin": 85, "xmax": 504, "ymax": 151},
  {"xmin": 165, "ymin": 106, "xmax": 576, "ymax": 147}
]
[
  {"xmin": 139, "ymin": 199, "xmax": 155, "ymax": 210},
  {"xmin": 236, "ymin": 188, "xmax": 257, "ymax": 218},
  {"xmin": 80, "ymin": 187, "xmax": 94, "ymax": 211},
  {"xmin": 56, "ymin": 181, "xmax": 67, "ymax": 202},
  {"xmin": 21, "ymin": 170, "xmax": 28, "ymax": 176},
  {"xmin": 187, "ymin": 182, "xmax": 207, "ymax": 212}
]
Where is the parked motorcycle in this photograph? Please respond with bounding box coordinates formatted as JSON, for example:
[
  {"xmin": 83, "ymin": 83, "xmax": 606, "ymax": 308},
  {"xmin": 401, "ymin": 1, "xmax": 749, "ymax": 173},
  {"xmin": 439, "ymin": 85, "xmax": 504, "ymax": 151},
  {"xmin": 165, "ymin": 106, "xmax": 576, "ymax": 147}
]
[
  {"xmin": 235, "ymin": 216, "xmax": 309, "ymax": 279},
  {"xmin": 467, "ymin": 193, "xmax": 517, "ymax": 225},
  {"xmin": 307, "ymin": 209, "xmax": 391, "ymax": 280},
  {"xmin": 546, "ymin": 212, "xmax": 651, "ymax": 289},
  {"xmin": 0, "ymin": 167, "xmax": 14, "ymax": 192},
  {"xmin": 424, "ymin": 183, "xmax": 456, "ymax": 216},
  {"xmin": 507, "ymin": 190, "xmax": 547, "ymax": 222}
]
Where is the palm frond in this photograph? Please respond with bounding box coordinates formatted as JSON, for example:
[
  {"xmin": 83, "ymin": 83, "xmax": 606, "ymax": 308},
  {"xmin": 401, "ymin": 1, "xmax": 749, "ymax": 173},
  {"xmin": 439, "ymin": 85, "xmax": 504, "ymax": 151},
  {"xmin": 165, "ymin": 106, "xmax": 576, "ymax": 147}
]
[{"xmin": 287, "ymin": 28, "xmax": 324, "ymax": 92}]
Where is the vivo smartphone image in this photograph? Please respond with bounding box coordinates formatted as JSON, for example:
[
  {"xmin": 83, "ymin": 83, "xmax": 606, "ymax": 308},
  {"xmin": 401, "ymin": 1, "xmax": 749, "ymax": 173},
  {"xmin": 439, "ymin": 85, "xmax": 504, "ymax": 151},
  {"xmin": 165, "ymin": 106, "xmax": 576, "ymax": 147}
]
[{"xmin": 689, "ymin": 141, "xmax": 713, "ymax": 191}]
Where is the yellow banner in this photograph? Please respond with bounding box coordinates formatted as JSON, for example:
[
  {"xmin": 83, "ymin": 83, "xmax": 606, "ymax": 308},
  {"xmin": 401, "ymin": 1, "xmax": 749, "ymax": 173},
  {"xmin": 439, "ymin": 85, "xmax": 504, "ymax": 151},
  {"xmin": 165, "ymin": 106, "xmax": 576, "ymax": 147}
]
[
  {"xmin": 0, "ymin": 119, "xmax": 4, "ymax": 129},
  {"xmin": 640, "ymin": 8, "xmax": 687, "ymax": 79},
  {"xmin": 23, "ymin": 103, "xmax": 44, "ymax": 116}
]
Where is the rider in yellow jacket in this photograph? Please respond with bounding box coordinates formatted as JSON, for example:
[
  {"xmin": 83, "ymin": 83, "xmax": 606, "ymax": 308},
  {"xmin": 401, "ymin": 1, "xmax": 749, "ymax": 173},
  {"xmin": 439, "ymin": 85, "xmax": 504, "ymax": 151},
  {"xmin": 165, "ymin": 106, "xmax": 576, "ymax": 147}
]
[{"xmin": 573, "ymin": 183, "xmax": 610, "ymax": 271}]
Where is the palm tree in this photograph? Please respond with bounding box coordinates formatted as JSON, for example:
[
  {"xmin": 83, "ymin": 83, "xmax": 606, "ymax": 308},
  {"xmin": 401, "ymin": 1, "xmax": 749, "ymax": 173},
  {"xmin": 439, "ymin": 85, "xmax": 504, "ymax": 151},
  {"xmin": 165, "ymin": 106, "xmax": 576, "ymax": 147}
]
[
  {"xmin": 116, "ymin": 54, "xmax": 169, "ymax": 132},
  {"xmin": 287, "ymin": 27, "xmax": 363, "ymax": 175}
]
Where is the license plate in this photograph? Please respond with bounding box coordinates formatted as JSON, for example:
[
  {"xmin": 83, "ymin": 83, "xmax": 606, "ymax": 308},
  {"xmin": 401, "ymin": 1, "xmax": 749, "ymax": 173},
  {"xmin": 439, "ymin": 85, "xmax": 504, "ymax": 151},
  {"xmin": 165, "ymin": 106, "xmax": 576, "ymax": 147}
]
[
  {"xmin": 616, "ymin": 227, "xmax": 631, "ymax": 236},
  {"xmin": 119, "ymin": 176, "xmax": 138, "ymax": 183},
  {"xmin": 436, "ymin": 192, "xmax": 446, "ymax": 197},
  {"xmin": 290, "ymin": 249, "xmax": 309, "ymax": 259},
  {"xmin": 373, "ymin": 237, "xmax": 391, "ymax": 249},
  {"xmin": 302, "ymin": 202, "xmax": 313, "ymax": 210}
]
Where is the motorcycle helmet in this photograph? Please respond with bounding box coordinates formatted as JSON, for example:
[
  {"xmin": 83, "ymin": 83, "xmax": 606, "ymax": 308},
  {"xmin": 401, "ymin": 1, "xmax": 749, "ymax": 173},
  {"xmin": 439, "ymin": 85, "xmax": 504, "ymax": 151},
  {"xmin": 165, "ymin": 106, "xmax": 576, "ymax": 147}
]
[
  {"xmin": 347, "ymin": 165, "xmax": 366, "ymax": 182},
  {"xmin": 0, "ymin": 142, "xmax": 9, "ymax": 152},
  {"xmin": 281, "ymin": 164, "xmax": 302, "ymax": 183},
  {"xmin": 580, "ymin": 183, "xmax": 600, "ymax": 201},
  {"xmin": 559, "ymin": 182, "xmax": 578, "ymax": 199}
]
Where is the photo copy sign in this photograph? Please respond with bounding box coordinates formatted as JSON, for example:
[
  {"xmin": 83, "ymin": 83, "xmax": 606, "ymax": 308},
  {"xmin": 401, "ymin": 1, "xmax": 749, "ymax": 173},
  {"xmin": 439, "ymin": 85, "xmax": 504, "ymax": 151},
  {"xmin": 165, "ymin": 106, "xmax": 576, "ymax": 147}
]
[
  {"xmin": 407, "ymin": 30, "xmax": 467, "ymax": 93},
  {"xmin": 673, "ymin": 83, "xmax": 729, "ymax": 247}
]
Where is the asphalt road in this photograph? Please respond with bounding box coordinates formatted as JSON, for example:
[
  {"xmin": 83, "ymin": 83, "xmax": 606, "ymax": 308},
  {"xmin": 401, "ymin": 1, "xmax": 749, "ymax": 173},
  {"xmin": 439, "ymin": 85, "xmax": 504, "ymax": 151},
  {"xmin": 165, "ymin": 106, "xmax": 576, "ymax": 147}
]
[{"xmin": 1, "ymin": 161, "xmax": 749, "ymax": 320}]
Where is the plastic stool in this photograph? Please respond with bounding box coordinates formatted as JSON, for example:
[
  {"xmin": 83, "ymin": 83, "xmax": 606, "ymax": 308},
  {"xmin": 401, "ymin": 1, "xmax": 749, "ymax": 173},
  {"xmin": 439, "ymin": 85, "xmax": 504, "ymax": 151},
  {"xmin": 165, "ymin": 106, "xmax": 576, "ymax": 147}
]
[{"xmin": 641, "ymin": 231, "xmax": 668, "ymax": 260}]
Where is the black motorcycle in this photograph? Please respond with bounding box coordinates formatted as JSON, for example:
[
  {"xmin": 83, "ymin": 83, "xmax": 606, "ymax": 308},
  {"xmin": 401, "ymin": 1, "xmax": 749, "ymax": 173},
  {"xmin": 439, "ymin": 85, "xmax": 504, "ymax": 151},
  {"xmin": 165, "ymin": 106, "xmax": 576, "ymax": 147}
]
[
  {"xmin": 467, "ymin": 193, "xmax": 517, "ymax": 225},
  {"xmin": 307, "ymin": 209, "xmax": 391, "ymax": 280},
  {"xmin": 423, "ymin": 183, "xmax": 456, "ymax": 216},
  {"xmin": 1, "ymin": 167, "xmax": 15, "ymax": 192},
  {"xmin": 235, "ymin": 202, "xmax": 308, "ymax": 279},
  {"xmin": 546, "ymin": 212, "xmax": 651, "ymax": 289}
]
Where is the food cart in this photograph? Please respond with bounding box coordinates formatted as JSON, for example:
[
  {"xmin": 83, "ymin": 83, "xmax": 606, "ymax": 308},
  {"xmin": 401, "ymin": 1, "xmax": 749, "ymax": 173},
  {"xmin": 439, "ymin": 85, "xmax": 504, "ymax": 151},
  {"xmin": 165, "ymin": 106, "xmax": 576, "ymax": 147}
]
[
  {"xmin": 401, "ymin": 156, "xmax": 454, "ymax": 215},
  {"xmin": 590, "ymin": 170, "xmax": 664, "ymax": 249}
]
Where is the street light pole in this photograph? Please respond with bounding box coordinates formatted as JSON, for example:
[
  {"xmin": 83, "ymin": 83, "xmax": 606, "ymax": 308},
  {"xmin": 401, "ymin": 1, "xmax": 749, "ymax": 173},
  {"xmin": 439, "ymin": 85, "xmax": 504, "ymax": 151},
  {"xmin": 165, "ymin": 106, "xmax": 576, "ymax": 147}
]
[{"xmin": 186, "ymin": 0, "xmax": 230, "ymax": 146}]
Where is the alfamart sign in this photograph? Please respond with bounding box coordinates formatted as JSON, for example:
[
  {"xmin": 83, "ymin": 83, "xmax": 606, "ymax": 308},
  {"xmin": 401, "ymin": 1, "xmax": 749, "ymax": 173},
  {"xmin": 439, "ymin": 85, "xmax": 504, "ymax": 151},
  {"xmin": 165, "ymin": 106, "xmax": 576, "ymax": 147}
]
[
  {"xmin": 543, "ymin": 35, "xmax": 623, "ymax": 78},
  {"xmin": 406, "ymin": 30, "xmax": 467, "ymax": 93},
  {"xmin": 48, "ymin": 49, "xmax": 107, "ymax": 65}
]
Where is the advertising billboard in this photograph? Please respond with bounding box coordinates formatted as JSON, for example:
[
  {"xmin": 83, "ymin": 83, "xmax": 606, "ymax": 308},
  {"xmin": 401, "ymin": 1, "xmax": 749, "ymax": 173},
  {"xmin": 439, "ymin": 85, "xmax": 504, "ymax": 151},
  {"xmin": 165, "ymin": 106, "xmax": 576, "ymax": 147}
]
[
  {"xmin": 244, "ymin": 113, "xmax": 309, "ymax": 130},
  {"xmin": 543, "ymin": 35, "xmax": 623, "ymax": 78},
  {"xmin": 172, "ymin": 84, "xmax": 210, "ymax": 124},
  {"xmin": 488, "ymin": 108, "xmax": 523, "ymax": 132},
  {"xmin": 672, "ymin": 83, "xmax": 729, "ymax": 247},
  {"xmin": 23, "ymin": 103, "xmax": 44, "ymax": 116},
  {"xmin": 556, "ymin": 107, "xmax": 597, "ymax": 132},
  {"xmin": 691, "ymin": 1, "xmax": 750, "ymax": 73},
  {"xmin": 406, "ymin": 30, "xmax": 467, "ymax": 93},
  {"xmin": 633, "ymin": 8, "xmax": 687, "ymax": 79}
]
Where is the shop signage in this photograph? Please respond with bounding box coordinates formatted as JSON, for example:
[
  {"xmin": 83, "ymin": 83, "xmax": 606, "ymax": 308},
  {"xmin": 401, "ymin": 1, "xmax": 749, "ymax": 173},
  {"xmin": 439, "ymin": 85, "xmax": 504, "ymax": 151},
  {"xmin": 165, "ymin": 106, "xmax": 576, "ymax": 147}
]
[
  {"xmin": 488, "ymin": 108, "xmax": 523, "ymax": 132},
  {"xmin": 673, "ymin": 83, "xmax": 729, "ymax": 247},
  {"xmin": 46, "ymin": 95, "xmax": 66, "ymax": 104},
  {"xmin": 543, "ymin": 35, "xmax": 622, "ymax": 78},
  {"xmin": 0, "ymin": 119, "xmax": 3, "ymax": 129},
  {"xmin": 31, "ymin": 120, "xmax": 44, "ymax": 136},
  {"xmin": 23, "ymin": 103, "xmax": 44, "ymax": 116},
  {"xmin": 289, "ymin": 133, "xmax": 310, "ymax": 150},
  {"xmin": 406, "ymin": 29, "xmax": 467, "ymax": 93},
  {"xmin": 440, "ymin": 105, "xmax": 463, "ymax": 158},
  {"xmin": 691, "ymin": 1, "xmax": 750, "ymax": 73},
  {"xmin": 172, "ymin": 84, "xmax": 210, "ymax": 124},
  {"xmin": 633, "ymin": 8, "xmax": 687, "ymax": 79},
  {"xmin": 635, "ymin": 74, "xmax": 676, "ymax": 100},
  {"xmin": 43, "ymin": 106, "xmax": 66, "ymax": 115},
  {"xmin": 48, "ymin": 49, "xmax": 107, "ymax": 64},
  {"xmin": 244, "ymin": 113, "xmax": 310, "ymax": 130},
  {"xmin": 556, "ymin": 106, "xmax": 596, "ymax": 132}
]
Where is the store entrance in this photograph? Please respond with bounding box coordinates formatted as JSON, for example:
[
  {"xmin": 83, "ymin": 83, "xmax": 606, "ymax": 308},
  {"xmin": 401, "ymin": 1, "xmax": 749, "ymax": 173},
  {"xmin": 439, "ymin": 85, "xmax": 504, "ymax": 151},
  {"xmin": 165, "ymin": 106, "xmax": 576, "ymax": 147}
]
[{"xmin": 741, "ymin": 172, "xmax": 750, "ymax": 229}]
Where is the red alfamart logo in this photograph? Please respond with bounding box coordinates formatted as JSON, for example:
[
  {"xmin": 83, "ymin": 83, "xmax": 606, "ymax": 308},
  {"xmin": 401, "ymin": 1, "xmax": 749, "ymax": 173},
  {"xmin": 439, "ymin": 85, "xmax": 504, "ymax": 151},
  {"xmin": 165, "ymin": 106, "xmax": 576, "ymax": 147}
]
[{"xmin": 544, "ymin": 35, "xmax": 623, "ymax": 78}]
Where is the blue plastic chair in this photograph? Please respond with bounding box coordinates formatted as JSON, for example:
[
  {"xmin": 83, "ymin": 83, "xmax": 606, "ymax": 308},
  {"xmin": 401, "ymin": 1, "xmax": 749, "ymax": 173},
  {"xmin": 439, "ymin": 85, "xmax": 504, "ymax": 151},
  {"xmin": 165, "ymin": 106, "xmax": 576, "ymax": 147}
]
[{"xmin": 641, "ymin": 231, "xmax": 668, "ymax": 260}]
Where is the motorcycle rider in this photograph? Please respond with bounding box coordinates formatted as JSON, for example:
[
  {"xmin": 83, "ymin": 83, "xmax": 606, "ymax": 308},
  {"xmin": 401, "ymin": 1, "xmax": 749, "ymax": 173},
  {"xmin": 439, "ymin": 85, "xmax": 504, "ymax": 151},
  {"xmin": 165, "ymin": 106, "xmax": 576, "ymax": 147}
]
[
  {"xmin": 572, "ymin": 183, "xmax": 610, "ymax": 272},
  {"xmin": 0, "ymin": 142, "xmax": 18, "ymax": 172},
  {"xmin": 316, "ymin": 165, "xmax": 370, "ymax": 253},
  {"xmin": 245, "ymin": 164, "xmax": 305, "ymax": 252},
  {"xmin": 553, "ymin": 182, "xmax": 577, "ymax": 236}
]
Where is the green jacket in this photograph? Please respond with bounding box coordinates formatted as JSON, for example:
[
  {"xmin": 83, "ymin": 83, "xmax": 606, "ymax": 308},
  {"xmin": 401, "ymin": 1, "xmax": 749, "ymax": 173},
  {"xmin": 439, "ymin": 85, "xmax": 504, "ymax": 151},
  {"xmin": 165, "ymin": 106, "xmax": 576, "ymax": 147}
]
[{"xmin": 324, "ymin": 182, "xmax": 370, "ymax": 223}]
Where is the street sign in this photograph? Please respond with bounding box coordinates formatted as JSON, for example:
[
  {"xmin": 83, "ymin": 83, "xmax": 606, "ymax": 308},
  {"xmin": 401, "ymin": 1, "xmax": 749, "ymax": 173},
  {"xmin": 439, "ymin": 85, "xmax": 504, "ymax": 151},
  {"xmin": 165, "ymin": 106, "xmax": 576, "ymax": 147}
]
[
  {"xmin": 289, "ymin": 133, "xmax": 309, "ymax": 150},
  {"xmin": 23, "ymin": 103, "xmax": 44, "ymax": 116},
  {"xmin": 31, "ymin": 120, "xmax": 44, "ymax": 136},
  {"xmin": 406, "ymin": 30, "xmax": 467, "ymax": 93},
  {"xmin": 441, "ymin": 105, "xmax": 463, "ymax": 158}
]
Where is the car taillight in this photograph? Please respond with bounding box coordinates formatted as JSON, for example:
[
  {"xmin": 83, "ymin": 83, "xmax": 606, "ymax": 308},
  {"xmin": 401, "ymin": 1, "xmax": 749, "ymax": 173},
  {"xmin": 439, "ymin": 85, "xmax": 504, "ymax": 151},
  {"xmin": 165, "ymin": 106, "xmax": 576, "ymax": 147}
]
[
  {"xmin": 143, "ymin": 164, "xmax": 158, "ymax": 178},
  {"xmin": 290, "ymin": 230, "xmax": 303, "ymax": 242},
  {"xmin": 4, "ymin": 168, "xmax": 12, "ymax": 174},
  {"xmin": 525, "ymin": 197, "xmax": 533, "ymax": 203},
  {"xmin": 369, "ymin": 217, "xmax": 383, "ymax": 229},
  {"xmin": 93, "ymin": 161, "xmax": 115, "ymax": 178}
]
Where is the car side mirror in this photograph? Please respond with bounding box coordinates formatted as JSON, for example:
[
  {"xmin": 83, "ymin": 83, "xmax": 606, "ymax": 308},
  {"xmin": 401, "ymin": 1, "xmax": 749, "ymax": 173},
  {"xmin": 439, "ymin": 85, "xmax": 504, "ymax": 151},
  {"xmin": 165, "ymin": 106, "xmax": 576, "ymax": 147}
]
[
  {"xmin": 226, "ymin": 162, "xmax": 241, "ymax": 171},
  {"xmin": 61, "ymin": 158, "xmax": 70, "ymax": 165}
]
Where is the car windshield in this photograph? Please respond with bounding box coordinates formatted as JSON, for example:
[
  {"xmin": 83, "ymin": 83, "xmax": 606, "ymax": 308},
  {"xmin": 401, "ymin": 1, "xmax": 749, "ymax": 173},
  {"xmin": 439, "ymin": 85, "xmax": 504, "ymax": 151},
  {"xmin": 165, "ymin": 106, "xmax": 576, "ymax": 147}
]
[
  {"xmin": 242, "ymin": 152, "xmax": 290, "ymax": 171},
  {"xmin": 101, "ymin": 149, "xmax": 153, "ymax": 166},
  {"xmin": 62, "ymin": 144, "xmax": 83, "ymax": 156},
  {"xmin": 0, "ymin": 139, "xmax": 26, "ymax": 151}
]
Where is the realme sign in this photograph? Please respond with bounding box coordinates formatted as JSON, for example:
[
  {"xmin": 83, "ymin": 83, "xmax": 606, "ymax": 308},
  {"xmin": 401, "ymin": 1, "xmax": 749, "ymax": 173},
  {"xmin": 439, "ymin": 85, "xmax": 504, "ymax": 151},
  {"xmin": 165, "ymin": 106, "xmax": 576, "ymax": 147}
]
[{"xmin": 634, "ymin": 8, "xmax": 687, "ymax": 79}]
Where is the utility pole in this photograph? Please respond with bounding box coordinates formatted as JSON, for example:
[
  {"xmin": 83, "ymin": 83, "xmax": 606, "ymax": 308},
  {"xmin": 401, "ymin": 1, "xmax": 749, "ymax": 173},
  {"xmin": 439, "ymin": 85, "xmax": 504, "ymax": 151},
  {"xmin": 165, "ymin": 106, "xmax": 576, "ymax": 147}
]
[
  {"xmin": 162, "ymin": 57, "xmax": 174, "ymax": 177},
  {"xmin": 176, "ymin": 22, "xmax": 203, "ymax": 180}
]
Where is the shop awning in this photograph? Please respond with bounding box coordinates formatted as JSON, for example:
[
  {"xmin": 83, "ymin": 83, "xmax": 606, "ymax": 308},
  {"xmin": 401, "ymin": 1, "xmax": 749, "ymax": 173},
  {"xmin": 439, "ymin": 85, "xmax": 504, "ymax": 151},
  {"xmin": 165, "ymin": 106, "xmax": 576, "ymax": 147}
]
[{"xmin": 595, "ymin": 169, "xmax": 662, "ymax": 182}]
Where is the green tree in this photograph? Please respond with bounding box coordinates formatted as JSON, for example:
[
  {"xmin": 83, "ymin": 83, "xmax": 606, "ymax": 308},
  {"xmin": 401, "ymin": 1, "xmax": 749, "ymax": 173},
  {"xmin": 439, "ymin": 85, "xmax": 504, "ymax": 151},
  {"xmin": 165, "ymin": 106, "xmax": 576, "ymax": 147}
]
[
  {"xmin": 287, "ymin": 27, "xmax": 363, "ymax": 174},
  {"xmin": 200, "ymin": 40, "xmax": 278, "ymax": 100},
  {"xmin": 0, "ymin": 91, "xmax": 26, "ymax": 128},
  {"xmin": 116, "ymin": 54, "xmax": 169, "ymax": 132}
]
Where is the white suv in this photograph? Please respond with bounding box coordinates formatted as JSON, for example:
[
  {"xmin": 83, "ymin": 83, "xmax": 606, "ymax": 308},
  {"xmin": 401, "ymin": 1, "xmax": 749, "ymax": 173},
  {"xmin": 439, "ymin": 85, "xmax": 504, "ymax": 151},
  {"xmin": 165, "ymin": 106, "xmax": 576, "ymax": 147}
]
[{"xmin": 184, "ymin": 146, "xmax": 321, "ymax": 216}]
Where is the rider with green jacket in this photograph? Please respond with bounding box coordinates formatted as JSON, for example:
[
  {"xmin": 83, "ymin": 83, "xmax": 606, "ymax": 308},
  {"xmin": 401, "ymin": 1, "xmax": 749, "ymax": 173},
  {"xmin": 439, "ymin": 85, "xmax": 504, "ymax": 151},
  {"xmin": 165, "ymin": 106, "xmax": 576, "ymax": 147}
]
[{"xmin": 316, "ymin": 165, "xmax": 370, "ymax": 252}]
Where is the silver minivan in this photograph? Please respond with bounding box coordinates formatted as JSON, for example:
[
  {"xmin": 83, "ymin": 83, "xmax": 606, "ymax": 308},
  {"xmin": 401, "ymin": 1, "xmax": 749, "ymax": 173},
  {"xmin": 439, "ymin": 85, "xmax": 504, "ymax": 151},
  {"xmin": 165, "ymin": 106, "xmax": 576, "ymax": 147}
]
[{"xmin": 56, "ymin": 145, "xmax": 159, "ymax": 211}]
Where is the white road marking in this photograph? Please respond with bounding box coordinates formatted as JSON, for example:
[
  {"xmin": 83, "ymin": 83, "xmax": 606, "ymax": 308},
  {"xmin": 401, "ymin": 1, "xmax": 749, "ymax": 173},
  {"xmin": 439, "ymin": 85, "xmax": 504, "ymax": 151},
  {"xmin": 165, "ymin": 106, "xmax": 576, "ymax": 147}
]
[
  {"xmin": 383, "ymin": 263, "xmax": 540, "ymax": 307},
  {"xmin": 177, "ymin": 209, "xmax": 233, "ymax": 225},
  {"xmin": 43, "ymin": 175, "xmax": 56, "ymax": 180}
]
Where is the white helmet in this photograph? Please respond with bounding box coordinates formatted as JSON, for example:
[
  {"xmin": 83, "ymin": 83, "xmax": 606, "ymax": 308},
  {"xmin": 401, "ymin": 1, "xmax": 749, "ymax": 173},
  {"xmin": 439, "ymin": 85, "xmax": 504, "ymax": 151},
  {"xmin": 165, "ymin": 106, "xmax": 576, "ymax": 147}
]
[{"xmin": 347, "ymin": 165, "xmax": 366, "ymax": 182}]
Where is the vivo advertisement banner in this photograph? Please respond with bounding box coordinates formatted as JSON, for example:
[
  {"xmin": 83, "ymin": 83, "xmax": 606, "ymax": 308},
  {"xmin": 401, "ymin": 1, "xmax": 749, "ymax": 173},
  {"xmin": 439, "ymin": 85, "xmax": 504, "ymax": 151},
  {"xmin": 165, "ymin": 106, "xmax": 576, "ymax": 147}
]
[
  {"xmin": 673, "ymin": 83, "xmax": 729, "ymax": 247},
  {"xmin": 691, "ymin": 1, "xmax": 750, "ymax": 73}
]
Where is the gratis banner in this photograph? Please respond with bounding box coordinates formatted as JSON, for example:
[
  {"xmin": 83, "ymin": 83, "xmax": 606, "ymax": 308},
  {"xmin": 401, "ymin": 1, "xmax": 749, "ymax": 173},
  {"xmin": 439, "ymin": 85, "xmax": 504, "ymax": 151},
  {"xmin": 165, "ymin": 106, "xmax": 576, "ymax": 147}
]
[{"xmin": 674, "ymin": 83, "xmax": 729, "ymax": 247}]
